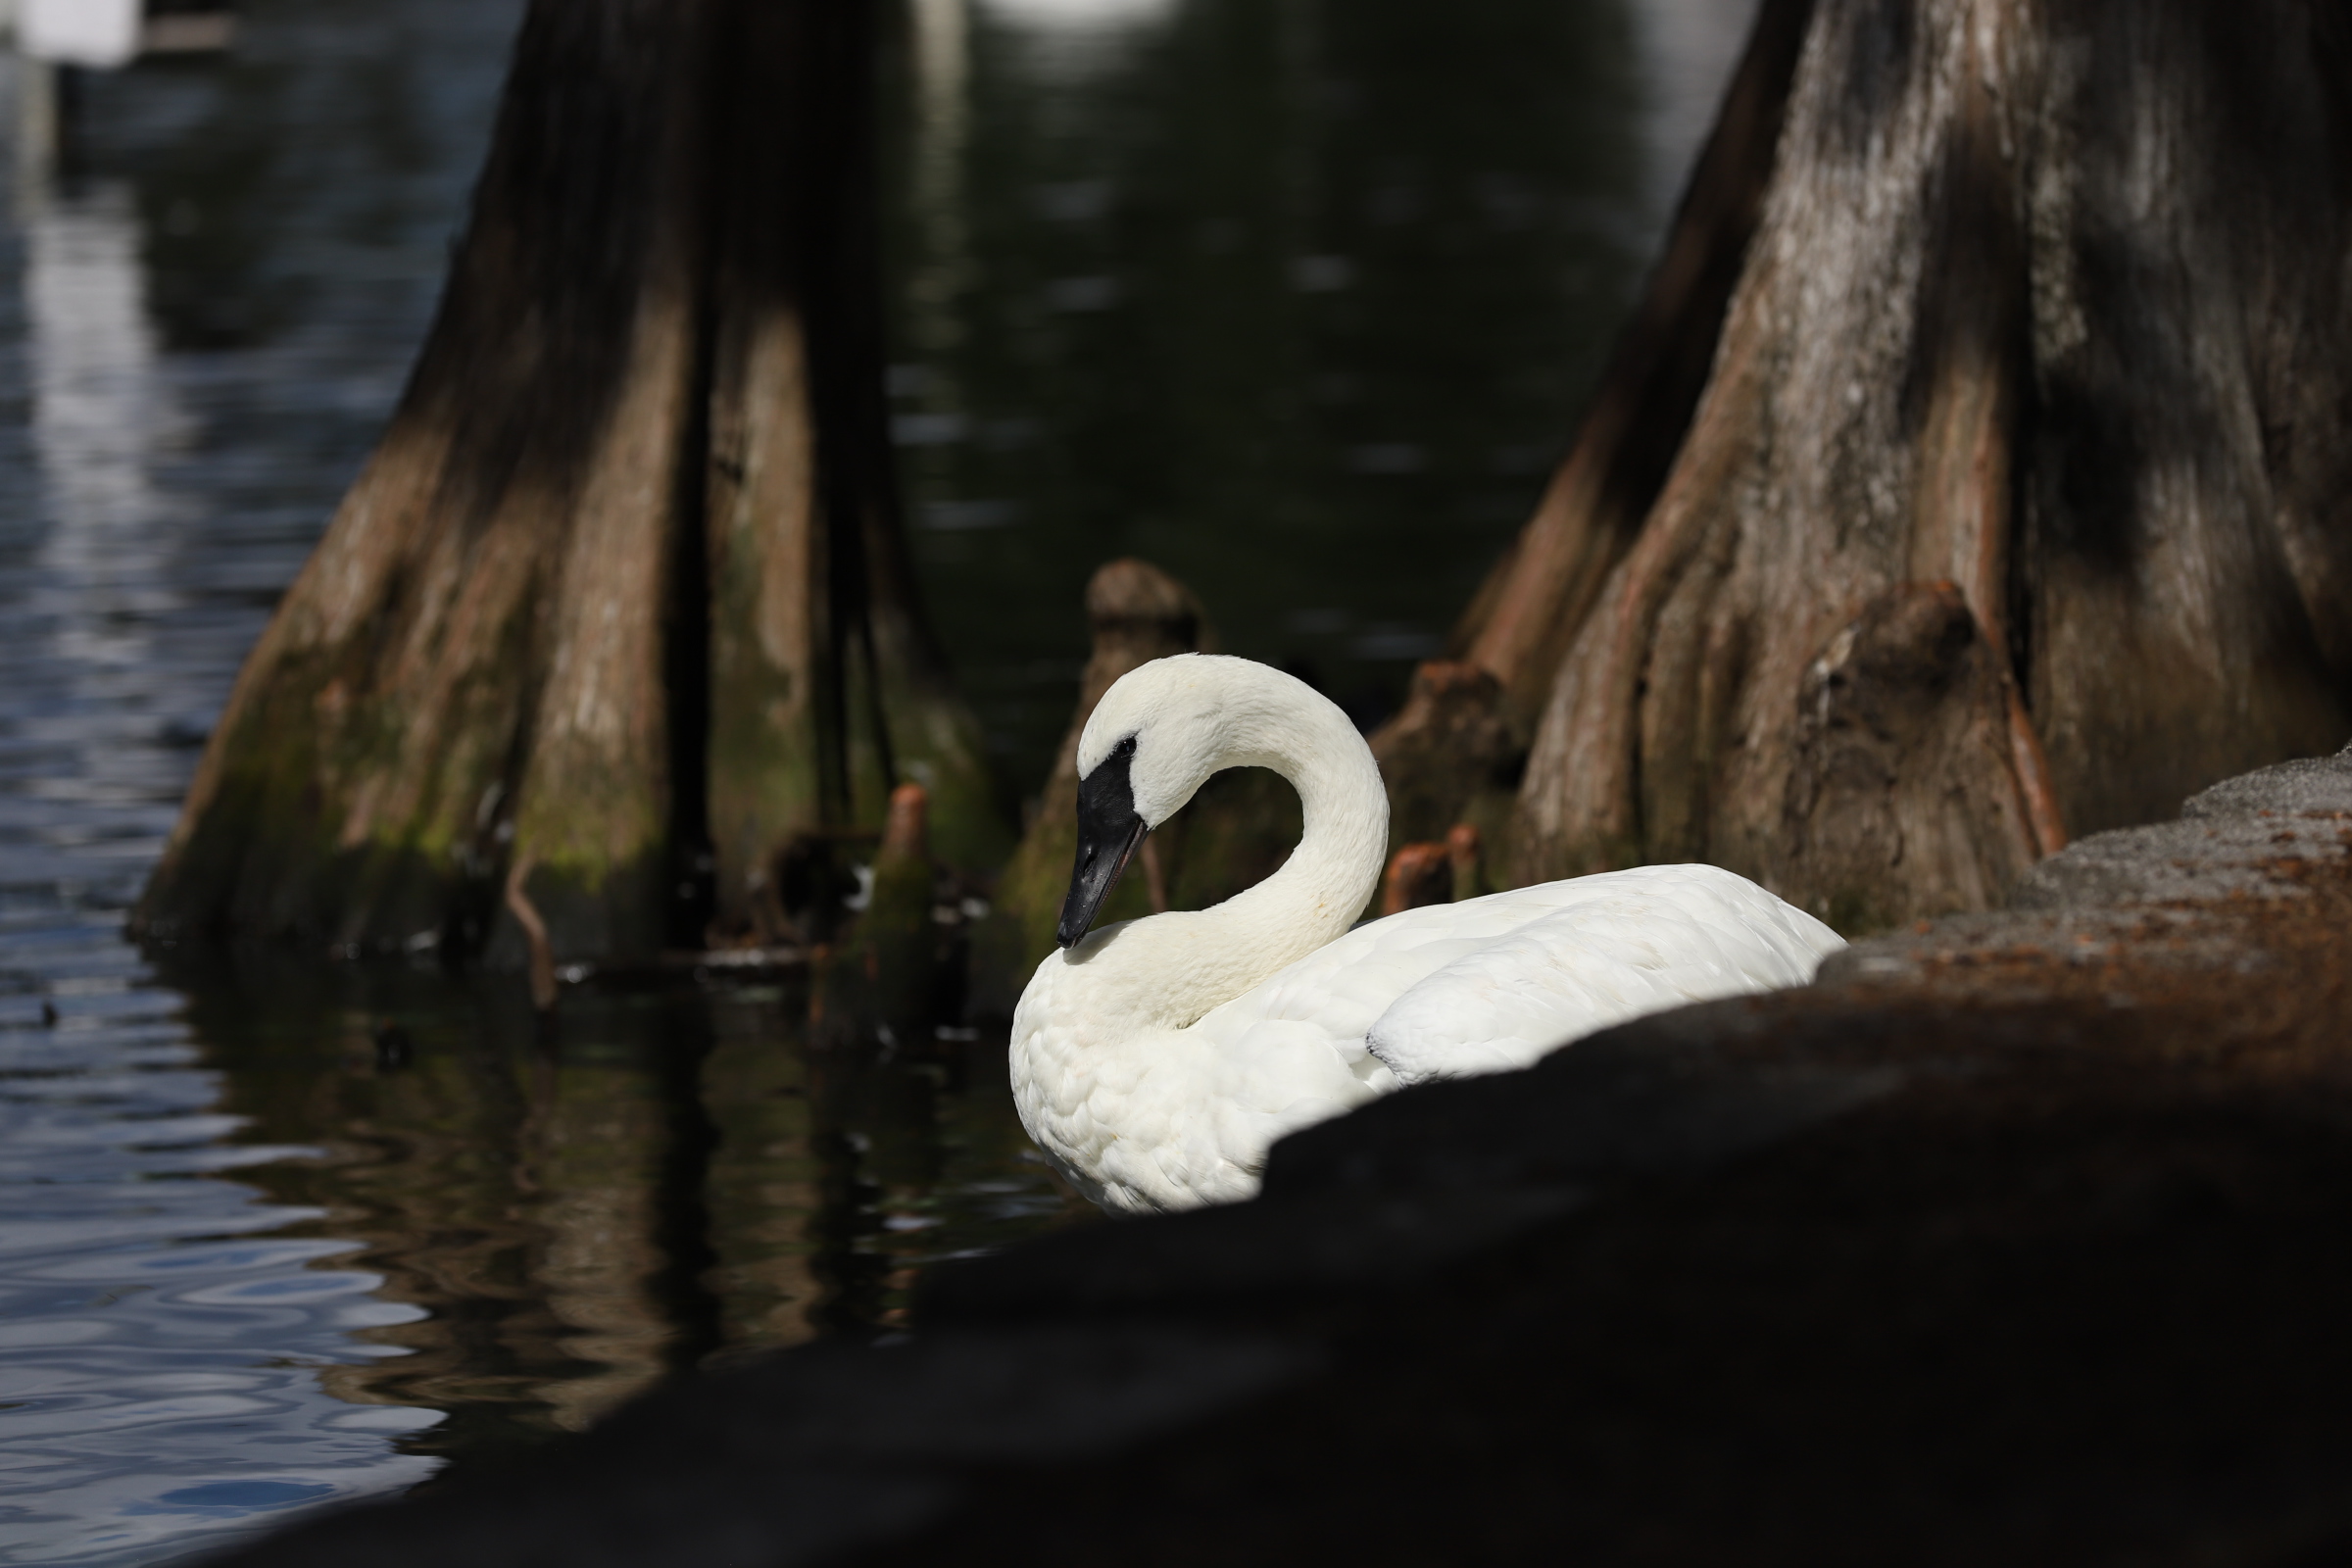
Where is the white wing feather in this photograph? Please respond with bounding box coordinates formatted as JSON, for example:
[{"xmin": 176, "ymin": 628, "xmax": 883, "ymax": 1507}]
[{"xmin": 1362, "ymin": 865, "xmax": 1842, "ymax": 1084}]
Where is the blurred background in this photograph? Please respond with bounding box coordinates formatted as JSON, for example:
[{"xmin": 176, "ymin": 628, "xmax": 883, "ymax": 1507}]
[
  {"xmin": 0, "ymin": 0, "xmax": 1752, "ymax": 1561},
  {"xmin": 886, "ymin": 0, "xmax": 1751, "ymax": 770}
]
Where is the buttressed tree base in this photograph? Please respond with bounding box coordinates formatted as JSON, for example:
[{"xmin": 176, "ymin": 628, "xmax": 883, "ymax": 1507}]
[
  {"xmin": 134, "ymin": 0, "xmax": 1005, "ymax": 968},
  {"xmin": 1380, "ymin": 0, "xmax": 2352, "ymax": 933}
]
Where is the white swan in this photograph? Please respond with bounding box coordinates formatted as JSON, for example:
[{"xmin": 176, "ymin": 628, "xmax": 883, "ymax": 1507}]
[{"xmin": 1009, "ymin": 654, "xmax": 1844, "ymax": 1214}]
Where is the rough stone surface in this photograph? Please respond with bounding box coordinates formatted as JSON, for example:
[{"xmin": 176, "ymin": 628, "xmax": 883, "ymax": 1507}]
[{"xmin": 214, "ymin": 746, "xmax": 2352, "ymax": 1567}]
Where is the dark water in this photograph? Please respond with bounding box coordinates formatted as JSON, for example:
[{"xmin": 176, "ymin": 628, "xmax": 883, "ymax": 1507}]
[
  {"xmin": 889, "ymin": 0, "xmax": 1751, "ymax": 772},
  {"xmin": 0, "ymin": 0, "xmax": 1751, "ymax": 1561}
]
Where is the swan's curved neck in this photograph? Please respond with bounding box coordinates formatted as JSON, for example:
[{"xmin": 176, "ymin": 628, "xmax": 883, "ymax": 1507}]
[{"xmin": 1072, "ymin": 682, "xmax": 1388, "ymax": 1030}]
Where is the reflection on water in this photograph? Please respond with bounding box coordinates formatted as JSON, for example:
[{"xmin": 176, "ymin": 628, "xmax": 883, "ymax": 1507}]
[
  {"xmin": 26, "ymin": 184, "xmax": 170, "ymax": 531},
  {"xmin": 1635, "ymin": 0, "xmax": 1761, "ymax": 206},
  {"xmin": 980, "ymin": 0, "xmax": 1177, "ymax": 24},
  {"xmin": 0, "ymin": 0, "xmax": 1757, "ymax": 1561},
  {"xmin": 151, "ymin": 956, "xmax": 1087, "ymax": 1461}
]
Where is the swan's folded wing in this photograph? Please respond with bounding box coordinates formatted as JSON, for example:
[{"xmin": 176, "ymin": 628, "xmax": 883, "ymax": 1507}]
[
  {"xmin": 1214, "ymin": 878, "xmax": 1617, "ymax": 1040},
  {"xmin": 1364, "ymin": 869, "xmax": 1843, "ymax": 1086}
]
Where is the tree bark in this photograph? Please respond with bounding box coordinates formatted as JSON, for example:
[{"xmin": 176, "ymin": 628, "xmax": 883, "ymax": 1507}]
[
  {"xmin": 133, "ymin": 0, "xmax": 1006, "ymax": 967},
  {"xmin": 1388, "ymin": 0, "xmax": 2352, "ymax": 931}
]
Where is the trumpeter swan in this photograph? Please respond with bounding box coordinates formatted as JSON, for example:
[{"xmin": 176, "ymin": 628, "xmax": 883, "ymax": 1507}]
[{"xmin": 1010, "ymin": 654, "xmax": 1843, "ymax": 1213}]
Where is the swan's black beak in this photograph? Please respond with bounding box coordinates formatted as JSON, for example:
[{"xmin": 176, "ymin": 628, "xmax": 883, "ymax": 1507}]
[{"xmin": 1058, "ymin": 735, "xmax": 1148, "ymax": 949}]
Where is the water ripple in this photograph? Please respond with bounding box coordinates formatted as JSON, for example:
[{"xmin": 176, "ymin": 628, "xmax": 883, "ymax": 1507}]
[{"xmin": 0, "ymin": 1, "xmax": 521, "ymax": 1559}]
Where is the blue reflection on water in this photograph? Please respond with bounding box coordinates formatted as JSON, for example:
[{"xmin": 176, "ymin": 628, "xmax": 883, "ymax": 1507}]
[{"xmin": 126, "ymin": 1482, "xmax": 337, "ymax": 1519}]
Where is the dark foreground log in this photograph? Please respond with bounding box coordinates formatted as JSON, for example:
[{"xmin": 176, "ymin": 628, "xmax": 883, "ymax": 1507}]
[
  {"xmin": 206, "ymin": 746, "xmax": 2352, "ymax": 1567},
  {"xmin": 133, "ymin": 0, "xmax": 1004, "ymax": 970},
  {"xmin": 1388, "ymin": 0, "xmax": 2352, "ymax": 930}
]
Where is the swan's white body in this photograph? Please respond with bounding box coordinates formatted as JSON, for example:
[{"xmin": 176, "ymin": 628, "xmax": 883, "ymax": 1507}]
[{"xmin": 1010, "ymin": 656, "xmax": 1844, "ymax": 1214}]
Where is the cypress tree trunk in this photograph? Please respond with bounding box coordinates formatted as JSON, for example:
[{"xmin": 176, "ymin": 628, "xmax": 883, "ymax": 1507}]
[
  {"xmin": 133, "ymin": 0, "xmax": 1006, "ymax": 969},
  {"xmin": 1384, "ymin": 0, "xmax": 2352, "ymax": 931}
]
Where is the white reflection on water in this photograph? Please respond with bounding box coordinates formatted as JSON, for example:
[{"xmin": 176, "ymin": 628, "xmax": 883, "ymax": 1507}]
[
  {"xmin": 19, "ymin": 0, "xmax": 142, "ymax": 71},
  {"xmin": 28, "ymin": 183, "xmax": 169, "ymax": 532},
  {"xmin": 906, "ymin": 0, "xmax": 972, "ymax": 360},
  {"xmin": 977, "ymin": 0, "xmax": 1174, "ymax": 26},
  {"xmin": 973, "ymin": 0, "xmax": 1171, "ymax": 81}
]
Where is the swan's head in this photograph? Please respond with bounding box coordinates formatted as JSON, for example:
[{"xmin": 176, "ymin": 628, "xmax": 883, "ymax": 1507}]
[{"xmin": 1056, "ymin": 654, "xmax": 1333, "ymax": 948}]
